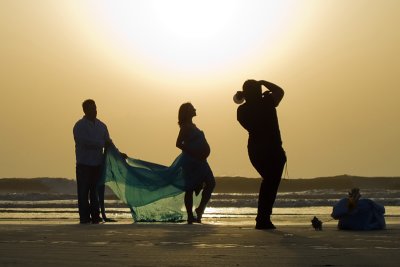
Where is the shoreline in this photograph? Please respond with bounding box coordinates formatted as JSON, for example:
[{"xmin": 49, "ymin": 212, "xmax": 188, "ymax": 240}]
[
  {"xmin": 1, "ymin": 206, "xmax": 399, "ymax": 226},
  {"xmin": 1, "ymin": 215, "xmax": 398, "ymax": 226}
]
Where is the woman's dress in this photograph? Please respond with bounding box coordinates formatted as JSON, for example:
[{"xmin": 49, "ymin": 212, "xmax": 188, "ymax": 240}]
[{"xmin": 101, "ymin": 127, "xmax": 212, "ymax": 222}]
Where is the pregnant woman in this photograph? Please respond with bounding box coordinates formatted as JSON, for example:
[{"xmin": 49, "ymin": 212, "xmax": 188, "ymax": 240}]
[{"xmin": 176, "ymin": 103, "xmax": 216, "ymax": 224}]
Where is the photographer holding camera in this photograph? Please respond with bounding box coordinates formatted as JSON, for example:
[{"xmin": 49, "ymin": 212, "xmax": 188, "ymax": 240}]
[{"xmin": 235, "ymin": 80, "xmax": 286, "ymax": 230}]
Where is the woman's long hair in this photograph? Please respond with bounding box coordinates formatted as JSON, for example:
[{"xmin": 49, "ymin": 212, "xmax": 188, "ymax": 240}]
[{"xmin": 178, "ymin": 102, "xmax": 194, "ymax": 127}]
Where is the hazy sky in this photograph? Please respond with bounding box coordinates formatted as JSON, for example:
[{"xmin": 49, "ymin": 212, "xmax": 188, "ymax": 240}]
[{"xmin": 1, "ymin": 0, "xmax": 399, "ymax": 179}]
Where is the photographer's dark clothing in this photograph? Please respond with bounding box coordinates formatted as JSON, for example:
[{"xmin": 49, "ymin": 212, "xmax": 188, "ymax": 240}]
[
  {"xmin": 237, "ymin": 93, "xmax": 286, "ymax": 223},
  {"xmin": 237, "ymin": 93, "xmax": 282, "ymax": 147}
]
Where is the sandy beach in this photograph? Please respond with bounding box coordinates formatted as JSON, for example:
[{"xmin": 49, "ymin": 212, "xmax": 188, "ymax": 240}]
[
  {"xmin": 1, "ymin": 219, "xmax": 399, "ymax": 267},
  {"xmin": 1, "ymin": 177, "xmax": 399, "ymax": 266}
]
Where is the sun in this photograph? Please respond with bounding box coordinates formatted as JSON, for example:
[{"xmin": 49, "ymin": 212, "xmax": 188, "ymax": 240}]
[{"xmin": 78, "ymin": 1, "xmax": 303, "ymax": 75}]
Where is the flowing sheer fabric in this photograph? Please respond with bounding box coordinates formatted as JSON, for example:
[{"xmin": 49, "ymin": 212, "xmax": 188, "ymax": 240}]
[{"xmin": 101, "ymin": 145, "xmax": 200, "ymax": 222}]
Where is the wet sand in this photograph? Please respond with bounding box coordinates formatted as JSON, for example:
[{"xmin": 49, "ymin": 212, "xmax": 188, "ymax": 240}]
[{"xmin": 0, "ymin": 219, "xmax": 399, "ymax": 267}]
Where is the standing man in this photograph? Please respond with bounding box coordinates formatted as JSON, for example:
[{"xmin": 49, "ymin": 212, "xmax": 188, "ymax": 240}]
[
  {"xmin": 235, "ymin": 80, "xmax": 287, "ymax": 230},
  {"xmin": 73, "ymin": 99, "xmax": 112, "ymax": 224}
]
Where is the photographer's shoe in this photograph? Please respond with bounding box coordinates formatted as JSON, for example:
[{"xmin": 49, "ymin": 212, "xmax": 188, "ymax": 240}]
[{"xmin": 255, "ymin": 221, "xmax": 276, "ymax": 230}]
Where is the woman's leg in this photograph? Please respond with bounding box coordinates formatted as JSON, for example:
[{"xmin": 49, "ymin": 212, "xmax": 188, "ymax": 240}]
[
  {"xmin": 196, "ymin": 167, "xmax": 216, "ymax": 223},
  {"xmin": 185, "ymin": 190, "xmax": 195, "ymax": 224}
]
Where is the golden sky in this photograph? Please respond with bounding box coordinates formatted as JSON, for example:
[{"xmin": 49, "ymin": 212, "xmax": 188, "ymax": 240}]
[{"xmin": 1, "ymin": 0, "xmax": 399, "ymax": 179}]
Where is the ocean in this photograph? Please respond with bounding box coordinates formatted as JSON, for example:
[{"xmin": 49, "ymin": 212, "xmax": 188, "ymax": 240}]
[{"xmin": 1, "ymin": 189, "xmax": 399, "ymax": 224}]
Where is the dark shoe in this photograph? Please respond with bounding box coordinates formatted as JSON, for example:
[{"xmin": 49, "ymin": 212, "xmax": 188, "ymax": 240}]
[
  {"xmin": 104, "ymin": 218, "xmax": 117, "ymax": 223},
  {"xmin": 195, "ymin": 208, "xmax": 204, "ymax": 223},
  {"xmin": 91, "ymin": 217, "xmax": 102, "ymax": 224},
  {"xmin": 79, "ymin": 220, "xmax": 91, "ymax": 225},
  {"xmin": 255, "ymin": 221, "xmax": 276, "ymax": 230}
]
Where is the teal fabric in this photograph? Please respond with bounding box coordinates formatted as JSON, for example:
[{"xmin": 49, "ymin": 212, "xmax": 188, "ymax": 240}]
[{"xmin": 101, "ymin": 145, "xmax": 200, "ymax": 222}]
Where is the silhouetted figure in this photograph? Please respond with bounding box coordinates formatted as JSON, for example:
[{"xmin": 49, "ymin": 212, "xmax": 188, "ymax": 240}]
[
  {"xmin": 235, "ymin": 80, "xmax": 286, "ymax": 230},
  {"xmin": 331, "ymin": 188, "xmax": 386, "ymax": 230},
  {"xmin": 176, "ymin": 103, "xmax": 216, "ymax": 224},
  {"xmin": 73, "ymin": 99, "xmax": 113, "ymax": 224}
]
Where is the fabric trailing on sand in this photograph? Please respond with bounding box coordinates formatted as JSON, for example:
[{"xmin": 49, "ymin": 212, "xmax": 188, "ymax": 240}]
[{"xmin": 100, "ymin": 145, "xmax": 200, "ymax": 222}]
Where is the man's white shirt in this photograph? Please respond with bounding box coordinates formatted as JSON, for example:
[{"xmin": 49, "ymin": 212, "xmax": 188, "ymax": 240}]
[{"xmin": 73, "ymin": 116, "xmax": 111, "ymax": 166}]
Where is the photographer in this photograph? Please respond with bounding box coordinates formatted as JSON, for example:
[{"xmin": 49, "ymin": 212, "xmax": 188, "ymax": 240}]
[{"xmin": 235, "ymin": 80, "xmax": 286, "ymax": 230}]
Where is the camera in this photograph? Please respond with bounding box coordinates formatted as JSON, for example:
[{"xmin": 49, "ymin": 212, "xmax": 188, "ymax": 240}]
[{"xmin": 233, "ymin": 91, "xmax": 244, "ymax": 104}]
